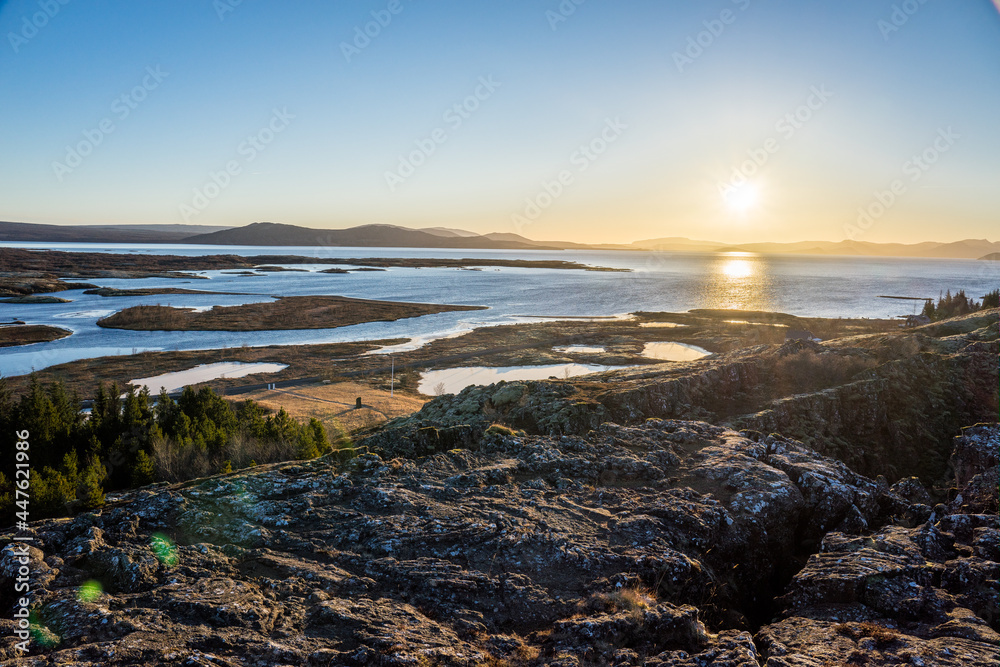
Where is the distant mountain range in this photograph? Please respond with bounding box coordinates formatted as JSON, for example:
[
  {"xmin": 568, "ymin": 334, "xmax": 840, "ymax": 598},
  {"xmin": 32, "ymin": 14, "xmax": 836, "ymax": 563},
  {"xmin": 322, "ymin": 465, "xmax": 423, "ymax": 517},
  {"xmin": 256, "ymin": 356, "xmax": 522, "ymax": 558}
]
[
  {"xmin": 180, "ymin": 223, "xmax": 581, "ymax": 250},
  {"xmin": 0, "ymin": 221, "xmax": 231, "ymax": 244},
  {"xmin": 2, "ymin": 220, "xmax": 998, "ymax": 259}
]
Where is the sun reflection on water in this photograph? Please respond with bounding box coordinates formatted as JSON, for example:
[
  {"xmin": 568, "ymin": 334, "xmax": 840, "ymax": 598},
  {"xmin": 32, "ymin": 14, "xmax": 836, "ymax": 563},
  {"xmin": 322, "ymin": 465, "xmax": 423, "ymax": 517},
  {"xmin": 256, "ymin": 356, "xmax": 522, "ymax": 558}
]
[
  {"xmin": 721, "ymin": 258, "xmax": 754, "ymax": 279},
  {"xmin": 701, "ymin": 254, "xmax": 774, "ymax": 311}
]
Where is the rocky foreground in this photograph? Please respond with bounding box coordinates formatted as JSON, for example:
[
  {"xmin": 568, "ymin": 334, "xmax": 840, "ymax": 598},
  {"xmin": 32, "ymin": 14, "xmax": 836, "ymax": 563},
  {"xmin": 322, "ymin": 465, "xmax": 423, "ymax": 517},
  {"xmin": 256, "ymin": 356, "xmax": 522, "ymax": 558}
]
[
  {"xmin": 1, "ymin": 313, "xmax": 997, "ymax": 665},
  {"xmin": 1, "ymin": 417, "xmax": 996, "ymax": 665}
]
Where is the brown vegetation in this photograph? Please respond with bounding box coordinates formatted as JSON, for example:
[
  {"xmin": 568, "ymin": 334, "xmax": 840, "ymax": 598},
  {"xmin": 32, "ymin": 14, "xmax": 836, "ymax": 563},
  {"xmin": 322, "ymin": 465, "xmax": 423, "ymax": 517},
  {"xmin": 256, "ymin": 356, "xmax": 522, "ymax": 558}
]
[
  {"xmin": 0, "ymin": 341, "xmax": 397, "ymax": 398},
  {"xmin": 0, "ymin": 247, "xmax": 627, "ymax": 279},
  {"xmin": 0, "ymin": 274, "xmax": 95, "ymax": 296},
  {"xmin": 0, "ymin": 324, "xmax": 72, "ymax": 347},
  {"xmin": 238, "ymin": 381, "xmax": 426, "ymax": 433},
  {"xmin": 96, "ymin": 295, "xmax": 486, "ymax": 331}
]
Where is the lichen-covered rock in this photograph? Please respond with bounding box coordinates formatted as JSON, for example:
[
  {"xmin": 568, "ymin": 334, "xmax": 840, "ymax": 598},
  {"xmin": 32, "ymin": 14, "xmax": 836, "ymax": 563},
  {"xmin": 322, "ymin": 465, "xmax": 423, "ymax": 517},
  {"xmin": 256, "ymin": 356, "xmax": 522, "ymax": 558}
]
[
  {"xmin": 2, "ymin": 418, "xmax": 995, "ymax": 665},
  {"xmin": 758, "ymin": 424, "xmax": 999, "ymax": 665},
  {"xmin": 0, "ymin": 420, "xmax": 927, "ymax": 665}
]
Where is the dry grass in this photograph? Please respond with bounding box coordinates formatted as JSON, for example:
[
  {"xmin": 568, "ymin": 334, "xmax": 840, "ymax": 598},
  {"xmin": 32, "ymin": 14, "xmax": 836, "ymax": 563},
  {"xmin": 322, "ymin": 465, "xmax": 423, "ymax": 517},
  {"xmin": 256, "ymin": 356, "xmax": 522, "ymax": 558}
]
[
  {"xmin": 238, "ymin": 380, "xmax": 426, "ymax": 433},
  {"xmin": 584, "ymin": 585, "xmax": 657, "ymax": 618},
  {"xmin": 0, "ymin": 324, "xmax": 72, "ymax": 347},
  {"xmin": 97, "ymin": 296, "xmax": 485, "ymax": 332}
]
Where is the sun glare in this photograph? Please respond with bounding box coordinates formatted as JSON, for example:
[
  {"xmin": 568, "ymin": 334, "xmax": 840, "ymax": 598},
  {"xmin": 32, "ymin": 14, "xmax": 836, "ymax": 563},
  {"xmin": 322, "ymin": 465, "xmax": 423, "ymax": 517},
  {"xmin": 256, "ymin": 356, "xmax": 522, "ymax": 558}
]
[
  {"xmin": 723, "ymin": 183, "xmax": 759, "ymax": 214},
  {"xmin": 722, "ymin": 258, "xmax": 754, "ymax": 279}
]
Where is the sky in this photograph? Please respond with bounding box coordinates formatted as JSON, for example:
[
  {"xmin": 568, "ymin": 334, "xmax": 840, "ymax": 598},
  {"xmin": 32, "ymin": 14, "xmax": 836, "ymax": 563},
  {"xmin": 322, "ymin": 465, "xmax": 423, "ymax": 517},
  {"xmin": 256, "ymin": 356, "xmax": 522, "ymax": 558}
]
[{"xmin": 1, "ymin": 0, "xmax": 998, "ymax": 245}]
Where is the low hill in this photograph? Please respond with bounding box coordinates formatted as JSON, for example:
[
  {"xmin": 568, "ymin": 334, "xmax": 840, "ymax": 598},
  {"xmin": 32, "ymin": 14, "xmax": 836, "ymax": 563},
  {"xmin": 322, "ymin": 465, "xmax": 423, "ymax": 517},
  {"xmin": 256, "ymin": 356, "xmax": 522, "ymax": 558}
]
[
  {"xmin": 0, "ymin": 221, "xmax": 230, "ymax": 243},
  {"xmin": 180, "ymin": 222, "xmax": 551, "ymax": 249}
]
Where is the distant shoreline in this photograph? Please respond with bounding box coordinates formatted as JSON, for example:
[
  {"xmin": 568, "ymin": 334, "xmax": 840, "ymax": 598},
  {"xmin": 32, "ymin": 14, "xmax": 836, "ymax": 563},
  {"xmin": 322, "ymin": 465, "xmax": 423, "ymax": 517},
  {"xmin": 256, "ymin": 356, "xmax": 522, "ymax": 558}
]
[
  {"xmin": 0, "ymin": 248, "xmax": 629, "ymax": 297},
  {"xmin": 1, "ymin": 220, "xmax": 997, "ymax": 259}
]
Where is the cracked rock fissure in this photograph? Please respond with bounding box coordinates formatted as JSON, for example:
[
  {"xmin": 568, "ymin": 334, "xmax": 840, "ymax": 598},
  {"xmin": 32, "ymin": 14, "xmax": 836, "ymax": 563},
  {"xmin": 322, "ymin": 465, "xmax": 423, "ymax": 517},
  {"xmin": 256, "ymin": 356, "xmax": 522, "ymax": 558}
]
[{"xmin": 2, "ymin": 421, "xmax": 996, "ymax": 666}]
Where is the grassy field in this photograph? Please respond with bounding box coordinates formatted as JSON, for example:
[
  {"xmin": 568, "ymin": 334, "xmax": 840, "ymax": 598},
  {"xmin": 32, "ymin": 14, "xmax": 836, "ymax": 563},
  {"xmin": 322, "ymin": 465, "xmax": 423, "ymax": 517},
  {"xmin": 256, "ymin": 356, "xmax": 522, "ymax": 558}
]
[
  {"xmin": 238, "ymin": 381, "xmax": 427, "ymax": 433},
  {"xmin": 97, "ymin": 295, "xmax": 486, "ymax": 331}
]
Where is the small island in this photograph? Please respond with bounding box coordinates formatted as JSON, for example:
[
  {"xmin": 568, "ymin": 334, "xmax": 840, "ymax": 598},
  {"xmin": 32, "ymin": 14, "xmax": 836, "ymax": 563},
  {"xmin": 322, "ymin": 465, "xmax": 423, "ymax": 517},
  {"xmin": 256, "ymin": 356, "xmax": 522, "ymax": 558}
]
[
  {"xmin": 96, "ymin": 295, "xmax": 487, "ymax": 331},
  {"xmin": 0, "ymin": 324, "xmax": 72, "ymax": 347},
  {"xmin": 0, "ymin": 248, "xmax": 630, "ymax": 285}
]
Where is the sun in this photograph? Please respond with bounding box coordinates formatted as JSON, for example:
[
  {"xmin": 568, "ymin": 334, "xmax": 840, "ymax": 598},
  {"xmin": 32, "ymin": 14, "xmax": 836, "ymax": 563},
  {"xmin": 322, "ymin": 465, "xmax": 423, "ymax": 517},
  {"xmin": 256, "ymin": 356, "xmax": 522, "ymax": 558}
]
[{"xmin": 722, "ymin": 182, "xmax": 759, "ymax": 214}]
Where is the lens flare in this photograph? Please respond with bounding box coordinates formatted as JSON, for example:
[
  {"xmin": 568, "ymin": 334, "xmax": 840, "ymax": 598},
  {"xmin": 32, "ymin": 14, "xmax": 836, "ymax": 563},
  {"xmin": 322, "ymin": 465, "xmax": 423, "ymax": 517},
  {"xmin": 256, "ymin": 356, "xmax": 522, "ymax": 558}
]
[
  {"xmin": 77, "ymin": 580, "xmax": 103, "ymax": 603},
  {"xmin": 150, "ymin": 533, "xmax": 179, "ymax": 567},
  {"xmin": 28, "ymin": 610, "xmax": 60, "ymax": 648}
]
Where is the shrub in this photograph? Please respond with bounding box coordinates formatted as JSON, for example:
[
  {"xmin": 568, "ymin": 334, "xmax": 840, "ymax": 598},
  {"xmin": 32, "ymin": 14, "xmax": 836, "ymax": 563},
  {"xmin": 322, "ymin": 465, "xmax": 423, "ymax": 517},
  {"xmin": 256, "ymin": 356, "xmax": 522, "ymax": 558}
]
[{"xmin": 486, "ymin": 423, "xmax": 517, "ymax": 437}]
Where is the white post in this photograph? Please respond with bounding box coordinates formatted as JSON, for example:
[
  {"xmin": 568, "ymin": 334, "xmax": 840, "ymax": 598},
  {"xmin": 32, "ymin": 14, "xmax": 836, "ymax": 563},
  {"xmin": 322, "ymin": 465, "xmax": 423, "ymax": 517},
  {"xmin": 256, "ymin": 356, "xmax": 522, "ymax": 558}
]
[{"xmin": 390, "ymin": 356, "xmax": 394, "ymax": 397}]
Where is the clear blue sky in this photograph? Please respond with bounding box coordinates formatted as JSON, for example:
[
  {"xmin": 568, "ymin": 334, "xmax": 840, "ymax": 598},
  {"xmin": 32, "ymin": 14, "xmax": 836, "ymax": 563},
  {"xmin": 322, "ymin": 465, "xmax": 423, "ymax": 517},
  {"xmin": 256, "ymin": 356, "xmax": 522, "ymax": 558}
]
[{"xmin": 1, "ymin": 0, "xmax": 998, "ymax": 243}]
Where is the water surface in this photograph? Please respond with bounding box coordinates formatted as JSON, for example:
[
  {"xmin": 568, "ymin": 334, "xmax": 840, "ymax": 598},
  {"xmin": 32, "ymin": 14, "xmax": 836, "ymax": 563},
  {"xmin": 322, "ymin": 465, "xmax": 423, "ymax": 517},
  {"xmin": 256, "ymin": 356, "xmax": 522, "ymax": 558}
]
[{"xmin": 1, "ymin": 243, "xmax": 992, "ymax": 377}]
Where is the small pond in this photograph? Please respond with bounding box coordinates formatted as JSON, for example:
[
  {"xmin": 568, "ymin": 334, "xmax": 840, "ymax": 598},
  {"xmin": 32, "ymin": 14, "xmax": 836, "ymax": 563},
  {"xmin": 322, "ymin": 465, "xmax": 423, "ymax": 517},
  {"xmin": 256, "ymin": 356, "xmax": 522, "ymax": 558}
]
[
  {"xmin": 418, "ymin": 363, "xmax": 624, "ymax": 395},
  {"xmin": 640, "ymin": 342, "xmax": 710, "ymax": 362}
]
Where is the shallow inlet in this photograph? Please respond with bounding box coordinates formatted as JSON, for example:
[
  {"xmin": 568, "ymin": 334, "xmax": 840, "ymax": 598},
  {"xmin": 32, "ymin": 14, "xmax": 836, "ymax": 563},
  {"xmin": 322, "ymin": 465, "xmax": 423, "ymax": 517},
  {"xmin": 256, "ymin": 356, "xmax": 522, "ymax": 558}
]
[
  {"xmin": 641, "ymin": 342, "xmax": 710, "ymax": 361},
  {"xmin": 130, "ymin": 362, "xmax": 288, "ymax": 394},
  {"xmin": 418, "ymin": 363, "xmax": 623, "ymax": 396}
]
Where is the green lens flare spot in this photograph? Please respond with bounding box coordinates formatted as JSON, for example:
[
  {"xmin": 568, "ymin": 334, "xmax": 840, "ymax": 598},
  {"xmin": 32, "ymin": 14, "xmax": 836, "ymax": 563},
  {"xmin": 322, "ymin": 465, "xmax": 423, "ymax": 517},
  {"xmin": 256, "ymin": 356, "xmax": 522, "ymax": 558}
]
[
  {"xmin": 150, "ymin": 532, "xmax": 179, "ymax": 567},
  {"xmin": 77, "ymin": 580, "xmax": 103, "ymax": 603},
  {"xmin": 28, "ymin": 611, "xmax": 60, "ymax": 648}
]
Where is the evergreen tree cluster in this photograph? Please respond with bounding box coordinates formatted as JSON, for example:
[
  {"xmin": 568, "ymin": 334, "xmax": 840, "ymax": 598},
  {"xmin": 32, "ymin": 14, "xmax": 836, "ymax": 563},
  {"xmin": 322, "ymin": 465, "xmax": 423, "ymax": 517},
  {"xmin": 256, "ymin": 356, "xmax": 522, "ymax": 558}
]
[
  {"xmin": 1, "ymin": 379, "xmax": 351, "ymax": 523},
  {"xmin": 921, "ymin": 289, "xmax": 997, "ymax": 321}
]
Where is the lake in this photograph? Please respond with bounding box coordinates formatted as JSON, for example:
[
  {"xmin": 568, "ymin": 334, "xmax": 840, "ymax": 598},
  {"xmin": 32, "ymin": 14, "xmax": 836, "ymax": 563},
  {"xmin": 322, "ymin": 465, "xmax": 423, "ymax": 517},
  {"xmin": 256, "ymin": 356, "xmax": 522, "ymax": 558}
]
[{"xmin": 1, "ymin": 242, "xmax": 994, "ymax": 377}]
